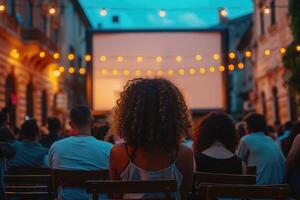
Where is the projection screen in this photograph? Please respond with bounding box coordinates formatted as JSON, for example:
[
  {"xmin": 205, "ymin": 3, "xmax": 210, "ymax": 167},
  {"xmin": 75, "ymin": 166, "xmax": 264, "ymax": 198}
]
[{"xmin": 92, "ymin": 31, "xmax": 226, "ymax": 112}]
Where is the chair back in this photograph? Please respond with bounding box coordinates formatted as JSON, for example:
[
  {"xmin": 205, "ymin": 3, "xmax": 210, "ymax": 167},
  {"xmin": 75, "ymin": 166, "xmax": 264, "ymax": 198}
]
[
  {"xmin": 4, "ymin": 174, "xmax": 53, "ymax": 200},
  {"xmin": 205, "ymin": 184, "xmax": 291, "ymax": 200},
  {"xmin": 85, "ymin": 180, "xmax": 177, "ymax": 200},
  {"xmin": 193, "ymin": 172, "xmax": 256, "ymax": 185},
  {"xmin": 246, "ymin": 166, "xmax": 257, "ymax": 175},
  {"xmin": 7, "ymin": 166, "xmax": 50, "ymax": 175}
]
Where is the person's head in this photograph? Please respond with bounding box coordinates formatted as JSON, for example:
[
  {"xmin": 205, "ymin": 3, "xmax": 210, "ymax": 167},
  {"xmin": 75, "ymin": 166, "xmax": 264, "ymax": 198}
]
[
  {"xmin": 0, "ymin": 127, "xmax": 15, "ymax": 143},
  {"xmin": 235, "ymin": 121, "xmax": 247, "ymax": 139},
  {"xmin": 69, "ymin": 105, "xmax": 92, "ymax": 133},
  {"xmin": 21, "ymin": 119, "xmax": 39, "ymax": 140},
  {"xmin": 47, "ymin": 117, "xmax": 62, "ymax": 135},
  {"xmin": 112, "ymin": 78, "xmax": 192, "ymax": 151},
  {"xmin": 244, "ymin": 113, "xmax": 267, "ymax": 133},
  {"xmin": 193, "ymin": 112, "xmax": 238, "ymax": 154},
  {"xmin": 92, "ymin": 125, "xmax": 110, "ymax": 141},
  {"xmin": 283, "ymin": 121, "xmax": 294, "ymax": 132}
]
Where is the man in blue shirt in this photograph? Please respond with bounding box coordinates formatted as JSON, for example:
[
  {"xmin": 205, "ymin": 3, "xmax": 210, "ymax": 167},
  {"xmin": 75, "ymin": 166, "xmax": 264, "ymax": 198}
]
[
  {"xmin": 237, "ymin": 113, "xmax": 285, "ymax": 184},
  {"xmin": 48, "ymin": 105, "xmax": 112, "ymax": 200},
  {"xmin": 8, "ymin": 119, "xmax": 48, "ymax": 167}
]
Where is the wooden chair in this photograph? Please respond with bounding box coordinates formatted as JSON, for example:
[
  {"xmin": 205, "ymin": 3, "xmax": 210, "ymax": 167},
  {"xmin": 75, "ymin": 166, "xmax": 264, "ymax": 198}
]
[
  {"xmin": 6, "ymin": 166, "xmax": 50, "ymax": 175},
  {"xmin": 4, "ymin": 174, "xmax": 53, "ymax": 200},
  {"xmin": 85, "ymin": 180, "xmax": 177, "ymax": 200},
  {"xmin": 51, "ymin": 169, "xmax": 109, "ymax": 198},
  {"xmin": 246, "ymin": 166, "xmax": 257, "ymax": 175},
  {"xmin": 205, "ymin": 184, "xmax": 291, "ymax": 200}
]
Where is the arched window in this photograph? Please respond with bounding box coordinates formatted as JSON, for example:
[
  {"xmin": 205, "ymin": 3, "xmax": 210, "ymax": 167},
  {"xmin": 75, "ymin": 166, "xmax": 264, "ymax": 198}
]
[
  {"xmin": 5, "ymin": 74, "xmax": 16, "ymax": 128},
  {"xmin": 261, "ymin": 91, "xmax": 267, "ymax": 116},
  {"xmin": 41, "ymin": 90, "xmax": 48, "ymax": 125},
  {"xmin": 26, "ymin": 82, "xmax": 34, "ymax": 118},
  {"xmin": 272, "ymin": 87, "xmax": 280, "ymax": 124},
  {"xmin": 270, "ymin": 0, "xmax": 276, "ymax": 25},
  {"xmin": 24, "ymin": 0, "xmax": 33, "ymax": 28},
  {"xmin": 6, "ymin": 0, "xmax": 16, "ymax": 17}
]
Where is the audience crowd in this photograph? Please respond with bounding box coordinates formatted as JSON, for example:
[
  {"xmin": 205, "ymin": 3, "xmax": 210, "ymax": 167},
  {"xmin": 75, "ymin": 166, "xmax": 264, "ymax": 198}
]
[{"xmin": 0, "ymin": 78, "xmax": 299, "ymax": 199}]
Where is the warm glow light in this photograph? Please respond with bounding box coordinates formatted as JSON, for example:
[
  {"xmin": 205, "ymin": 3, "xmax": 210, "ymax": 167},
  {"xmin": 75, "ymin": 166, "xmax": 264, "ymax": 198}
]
[
  {"xmin": 178, "ymin": 69, "xmax": 185, "ymax": 75},
  {"xmin": 219, "ymin": 8, "xmax": 228, "ymax": 17},
  {"xmin": 176, "ymin": 56, "xmax": 183, "ymax": 63},
  {"xmin": 209, "ymin": 66, "xmax": 216, "ymax": 73},
  {"xmin": 53, "ymin": 70, "xmax": 61, "ymax": 77},
  {"xmin": 135, "ymin": 70, "xmax": 142, "ymax": 76},
  {"xmin": 156, "ymin": 56, "xmax": 162, "ymax": 63},
  {"xmin": 117, "ymin": 56, "xmax": 124, "ymax": 62},
  {"xmin": 199, "ymin": 67, "xmax": 206, "ymax": 74},
  {"xmin": 53, "ymin": 52, "xmax": 60, "ymax": 60},
  {"xmin": 229, "ymin": 52, "xmax": 236, "ymax": 59},
  {"xmin": 245, "ymin": 51, "xmax": 252, "ymax": 58},
  {"xmin": 79, "ymin": 67, "xmax": 86, "ymax": 75},
  {"xmin": 136, "ymin": 56, "xmax": 143, "ymax": 63},
  {"xmin": 159, "ymin": 9, "xmax": 166, "ymax": 17},
  {"xmin": 189, "ymin": 68, "xmax": 196, "ymax": 75},
  {"xmin": 228, "ymin": 64, "xmax": 235, "ymax": 71},
  {"xmin": 48, "ymin": 7, "xmax": 56, "ymax": 15},
  {"xmin": 263, "ymin": 6, "xmax": 271, "ymax": 15},
  {"xmin": 100, "ymin": 56, "xmax": 107, "ymax": 62},
  {"xmin": 296, "ymin": 45, "xmax": 300, "ymax": 52},
  {"xmin": 280, "ymin": 48, "xmax": 286, "ymax": 54},
  {"xmin": 85, "ymin": 54, "xmax": 91, "ymax": 62},
  {"xmin": 157, "ymin": 69, "xmax": 164, "ymax": 76},
  {"xmin": 238, "ymin": 63, "xmax": 245, "ymax": 69},
  {"xmin": 146, "ymin": 70, "xmax": 153, "ymax": 76},
  {"xmin": 69, "ymin": 67, "xmax": 75, "ymax": 74},
  {"xmin": 100, "ymin": 8, "xmax": 107, "ymax": 16},
  {"xmin": 68, "ymin": 53, "xmax": 75, "ymax": 61},
  {"xmin": 219, "ymin": 65, "xmax": 225, "ymax": 72},
  {"xmin": 264, "ymin": 49, "xmax": 271, "ymax": 56},
  {"xmin": 39, "ymin": 51, "xmax": 46, "ymax": 58},
  {"xmin": 213, "ymin": 54, "xmax": 220, "ymax": 60},
  {"xmin": 10, "ymin": 49, "xmax": 19, "ymax": 59},
  {"xmin": 58, "ymin": 66, "xmax": 65, "ymax": 73},
  {"xmin": 167, "ymin": 69, "xmax": 174, "ymax": 76},
  {"xmin": 101, "ymin": 69, "xmax": 108, "ymax": 76},
  {"xmin": 123, "ymin": 69, "xmax": 130, "ymax": 76},
  {"xmin": 112, "ymin": 69, "xmax": 119, "ymax": 76},
  {"xmin": 0, "ymin": 4, "xmax": 6, "ymax": 12},
  {"xmin": 195, "ymin": 54, "xmax": 202, "ymax": 61}
]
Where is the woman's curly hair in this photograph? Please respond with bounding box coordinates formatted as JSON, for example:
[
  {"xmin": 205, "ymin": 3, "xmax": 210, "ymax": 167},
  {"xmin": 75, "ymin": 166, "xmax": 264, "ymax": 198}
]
[{"xmin": 112, "ymin": 78, "xmax": 192, "ymax": 150}]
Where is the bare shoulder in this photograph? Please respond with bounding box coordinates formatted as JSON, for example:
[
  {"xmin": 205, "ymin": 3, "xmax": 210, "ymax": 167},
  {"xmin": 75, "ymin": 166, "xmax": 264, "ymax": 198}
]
[
  {"xmin": 111, "ymin": 143, "xmax": 127, "ymax": 156},
  {"xmin": 177, "ymin": 144, "xmax": 193, "ymax": 164}
]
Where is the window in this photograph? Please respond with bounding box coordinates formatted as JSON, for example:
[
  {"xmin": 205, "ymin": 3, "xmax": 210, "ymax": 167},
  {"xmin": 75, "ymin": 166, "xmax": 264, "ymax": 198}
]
[
  {"xmin": 5, "ymin": 74, "xmax": 16, "ymax": 128},
  {"xmin": 261, "ymin": 91, "xmax": 267, "ymax": 116},
  {"xmin": 26, "ymin": 82, "xmax": 34, "ymax": 118},
  {"xmin": 260, "ymin": 10, "xmax": 265, "ymax": 36},
  {"xmin": 270, "ymin": 0, "xmax": 276, "ymax": 25},
  {"xmin": 41, "ymin": 15, "xmax": 47, "ymax": 34},
  {"xmin": 24, "ymin": 1, "xmax": 33, "ymax": 28},
  {"xmin": 41, "ymin": 90, "xmax": 48, "ymax": 125},
  {"xmin": 272, "ymin": 87, "xmax": 280, "ymax": 124},
  {"xmin": 7, "ymin": 0, "xmax": 16, "ymax": 17}
]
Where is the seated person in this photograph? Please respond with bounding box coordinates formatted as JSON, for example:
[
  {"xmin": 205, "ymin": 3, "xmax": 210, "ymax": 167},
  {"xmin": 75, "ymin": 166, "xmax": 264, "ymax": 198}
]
[
  {"xmin": 110, "ymin": 78, "xmax": 194, "ymax": 200},
  {"xmin": 48, "ymin": 105, "xmax": 113, "ymax": 200},
  {"xmin": 8, "ymin": 119, "xmax": 48, "ymax": 167},
  {"xmin": 40, "ymin": 117, "xmax": 63, "ymax": 148},
  {"xmin": 193, "ymin": 112, "xmax": 245, "ymax": 174},
  {"xmin": 237, "ymin": 113, "xmax": 285, "ymax": 184}
]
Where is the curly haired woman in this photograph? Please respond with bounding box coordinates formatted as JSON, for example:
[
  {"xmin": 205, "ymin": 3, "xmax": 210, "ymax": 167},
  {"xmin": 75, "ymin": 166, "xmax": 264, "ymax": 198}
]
[{"xmin": 109, "ymin": 78, "xmax": 194, "ymax": 200}]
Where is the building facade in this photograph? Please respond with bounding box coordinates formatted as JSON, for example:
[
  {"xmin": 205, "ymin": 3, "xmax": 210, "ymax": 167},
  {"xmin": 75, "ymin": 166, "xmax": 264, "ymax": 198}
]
[
  {"xmin": 0, "ymin": 0, "xmax": 90, "ymax": 128},
  {"xmin": 252, "ymin": 0, "xmax": 297, "ymax": 125}
]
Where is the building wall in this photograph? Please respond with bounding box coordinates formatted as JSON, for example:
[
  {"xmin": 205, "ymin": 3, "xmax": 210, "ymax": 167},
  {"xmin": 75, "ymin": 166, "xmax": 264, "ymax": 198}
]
[{"xmin": 253, "ymin": 0, "xmax": 293, "ymax": 125}]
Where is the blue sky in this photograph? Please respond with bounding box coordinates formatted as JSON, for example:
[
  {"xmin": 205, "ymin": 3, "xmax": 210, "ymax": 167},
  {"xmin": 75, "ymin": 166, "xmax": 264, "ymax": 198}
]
[{"xmin": 79, "ymin": 0, "xmax": 253, "ymax": 29}]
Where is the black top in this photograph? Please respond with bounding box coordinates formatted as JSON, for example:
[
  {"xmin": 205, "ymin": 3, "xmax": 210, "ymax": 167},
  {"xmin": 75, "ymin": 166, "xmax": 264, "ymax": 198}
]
[{"xmin": 195, "ymin": 153, "xmax": 243, "ymax": 174}]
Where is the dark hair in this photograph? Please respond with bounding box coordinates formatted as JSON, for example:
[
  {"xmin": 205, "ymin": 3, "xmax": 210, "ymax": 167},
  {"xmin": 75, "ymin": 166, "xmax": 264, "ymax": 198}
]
[
  {"xmin": 70, "ymin": 105, "xmax": 92, "ymax": 128},
  {"xmin": 283, "ymin": 121, "xmax": 300, "ymax": 156},
  {"xmin": 92, "ymin": 125, "xmax": 110, "ymax": 141},
  {"xmin": 193, "ymin": 112, "xmax": 238, "ymax": 154},
  {"xmin": 112, "ymin": 78, "xmax": 192, "ymax": 150},
  {"xmin": 244, "ymin": 113, "xmax": 267, "ymax": 133},
  {"xmin": 0, "ymin": 127, "xmax": 15, "ymax": 143},
  {"xmin": 47, "ymin": 117, "xmax": 62, "ymax": 133},
  {"xmin": 21, "ymin": 119, "xmax": 39, "ymax": 140}
]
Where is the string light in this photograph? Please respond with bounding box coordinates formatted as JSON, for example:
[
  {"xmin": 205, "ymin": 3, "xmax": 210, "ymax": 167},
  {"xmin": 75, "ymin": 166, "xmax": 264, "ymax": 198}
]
[
  {"xmin": 280, "ymin": 48, "xmax": 286, "ymax": 54},
  {"xmin": 228, "ymin": 64, "xmax": 235, "ymax": 71},
  {"xmin": 58, "ymin": 66, "xmax": 65, "ymax": 73},
  {"xmin": 53, "ymin": 52, "xmax": 60, "ymax": 60},
  {"xmin": 79, "ymin": 67, "xmax": 86, "ymax": 75},
  {"xmin": 146, "ymin": 70, "xmax": 153, "ymax": 76},
  {"xmin": 195, "ymin": 54, "xmax": 202, "ymax": 61},
  {"xmin": 157, "ymin": 69, "xmax": 164, "ymax": 76},
  {"xmin": 117, "ymin": 56, "xmax": 124, "ymax": 62},
  {"xmin": 10, "ymin": 49, "xmax": 19, "ymax": 59},
  {"xmin": 53, "ymin": 70, "xmax": 61, "ymax": 77},
  {"xmin": 123, "ymin": 69, "xmax": 130, "ymax": 76},
  {"xmin": 238, "ymin": 63, "xmax": 245, "ymax": 69},
  {"xmin": 69, "ymin": 67, "xmax": 75, "ymax": 74},
  {"xmin": 39, "ymin": 51, "xmax": 46, "ymax": 58},
  {"xmin": 100, "ymin": 56, "xmax": 107, "ymax": 62},
  {"xmin": 85, "ymin": 54, "xmax": 92, "ymax": 62},
  {"xmin": 213, "ymin": 54, "xmax": 220, "ymax": 60},
  {"xmin": 136, "ymin": 56, "xmax": 143, "ymax": 63},
  {"xmin": 263, "ymin": 6, "xmax": 271, "ymax": 15},
  {"xmin": 264, "ymin": 49, "xmax": 271, "ymax": 56},
  {"xmin": 159, "ymin": 9, "xmax": 166, "ymax": 17},
  {"xmin": 0, "ymin": 4, "xmax": 5, "ymax": 12},
  {"xmin": 100, "ymin": 8, "xmax": 107, "ymax": 16},
  {"xmin": 156, "ymin": 56, "xmax": 163, "ymax": 63},
  {"xmin": 101, "ymin": 69, "xmax": 108, "ymax": 76},
  {"xmin": 189, "ymin": 68, "xmax": 196, "ymax": 75},
  {"xmin": 245, "ymin": 51, "xmax": 252, "ymax": 58},
  {"xmin": 178, "ymin": 69, "xmax": 185, "ymax": 75},
  {"xmin": 135, "ymin": 70, "xmax": 142, "ymax": 76},
  {"xmin": 209, "ymin": 66, "xmax": 215, "ymax": 73},
  {"xmin": 219, "ymin": 7, "xmax": 228, "ymax": 17},
  {"xmin": 68, "ymin": 53, "xmax": 75, "ymax": 61},
  {"xmin": 48, "ymin": 7, "xmax": 56, "ymax": 15},
  {"xmin": 199, "ymin": 67, "xmax": 206, "ymax": 74},
  {"xmin": 112, "ymin": 69, "xmax": 119, "ymax": 76},
  {"xmin": 229, "ymin": 52, "xmax": 236, "ymax": 59},
  {"xmin": 176, "ymin": 56, "xmax": 183, "ymax": 63},
  {"xmin": 296, "ymin": 45, "xmax": 300, "ymax": 52},
  {"xmin": 219, "ymin": 65, "xmax": 225, "ymax": 72},
  {"xmin": 167, "ymin": 69, "xmax": 174, "ymax": 76}
]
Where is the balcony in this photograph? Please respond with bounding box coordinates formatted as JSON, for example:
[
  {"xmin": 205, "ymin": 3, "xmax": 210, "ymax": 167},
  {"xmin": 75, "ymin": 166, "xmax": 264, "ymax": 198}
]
[{"xmin": 21, "ymin": 28, "xmax": 57, "ymax": 51}]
